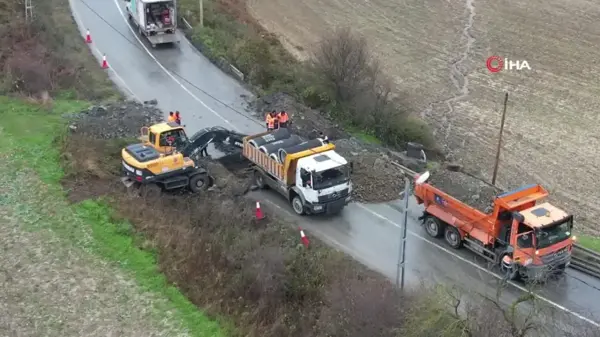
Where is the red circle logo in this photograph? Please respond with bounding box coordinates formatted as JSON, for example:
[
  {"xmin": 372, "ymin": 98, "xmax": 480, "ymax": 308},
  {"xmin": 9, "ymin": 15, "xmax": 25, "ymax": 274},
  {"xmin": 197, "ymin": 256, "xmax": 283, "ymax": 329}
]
[{"xmin": 486, "ymin": 56, "xmax": 503, "ymax": 73}]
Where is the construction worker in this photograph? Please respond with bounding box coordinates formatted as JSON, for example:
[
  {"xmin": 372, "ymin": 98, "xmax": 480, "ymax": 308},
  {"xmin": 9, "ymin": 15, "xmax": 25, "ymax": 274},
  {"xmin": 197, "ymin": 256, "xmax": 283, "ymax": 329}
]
[
  {"xmin": 265, "ymin": 111, "xmax": 275, "ymax": 131},
  {"xmin": 168, "ymin": 111, "xmax": 176, "ymax": 123},
  {"xmin": 318, "ymin": 131, "xmax": 329, "ymax": 144},
  {"xmin": 271, "ymin": 110, "xmax": 279, "ymax": 129},
  {"xmin": 277, "ymin": 110, "xmax": 289, "ymax": 128},
  {"xmin": 175, "ymin": 111, "xmax": 181, "ymax": 125}
]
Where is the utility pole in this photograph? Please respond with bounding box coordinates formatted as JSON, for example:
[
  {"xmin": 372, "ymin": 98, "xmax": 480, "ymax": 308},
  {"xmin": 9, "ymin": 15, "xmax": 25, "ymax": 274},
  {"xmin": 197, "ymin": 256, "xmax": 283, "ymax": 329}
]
[
  {"xmin": 396, "ymin": 177, "xmax": 410, "ymax": 289},
  {"xmin": 199, "ymin": 0, "xmax": 204, "ymax": 27},
  {"xmin": 491, "ymin": 92, "xmax": 509, "ymax": 186},
  {"xmin": 25, "ymin": 0, "xmax": 33, "ymax": 22}
]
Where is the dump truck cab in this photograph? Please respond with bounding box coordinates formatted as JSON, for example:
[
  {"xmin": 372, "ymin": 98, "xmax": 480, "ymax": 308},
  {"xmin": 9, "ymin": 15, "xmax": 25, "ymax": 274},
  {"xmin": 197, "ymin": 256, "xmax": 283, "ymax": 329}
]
[
  {"xmin": 294, "ymin": 151, "xmax": 352, "ymax": 213},
  {"xmin": 494, "ymin": 185, "xmax": 573, "ymax": 280}
]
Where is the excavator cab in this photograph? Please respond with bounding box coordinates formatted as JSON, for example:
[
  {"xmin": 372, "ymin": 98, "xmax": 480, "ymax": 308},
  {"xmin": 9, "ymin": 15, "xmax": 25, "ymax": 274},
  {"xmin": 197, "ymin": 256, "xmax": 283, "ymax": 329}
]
[{"xmin": 142, "ymin": 122, "xmax": 188, "ymax": 154}]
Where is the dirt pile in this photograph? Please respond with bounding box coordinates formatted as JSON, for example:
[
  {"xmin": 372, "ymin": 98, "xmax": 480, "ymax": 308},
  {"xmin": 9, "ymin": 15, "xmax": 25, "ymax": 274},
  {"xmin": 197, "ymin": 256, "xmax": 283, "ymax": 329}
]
[
  {"xmin": 251, "ymin": 92, "xmax": 349, "ymax": 140},
  {"xmin": 67, "ymin": 101, "xmax": 163, "ymax": 139},
  {"xmin": 428, "ymin": 169, "xmax": 503, "ymax": 212}
]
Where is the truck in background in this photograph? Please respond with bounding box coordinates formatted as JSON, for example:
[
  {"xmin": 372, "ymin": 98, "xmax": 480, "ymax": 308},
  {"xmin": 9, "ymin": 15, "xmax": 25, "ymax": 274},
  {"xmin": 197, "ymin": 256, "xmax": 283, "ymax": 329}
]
[
  {"xmin": 243, "ymin": 130, "xmax": 353, "ymax": 215},
  {"xmin": 125, "ymin": 0, "xmax": 180, "ymax": 47},
  {"xmin": 413, "ymin": 172, "xmax": 574, "ymax": 282}
]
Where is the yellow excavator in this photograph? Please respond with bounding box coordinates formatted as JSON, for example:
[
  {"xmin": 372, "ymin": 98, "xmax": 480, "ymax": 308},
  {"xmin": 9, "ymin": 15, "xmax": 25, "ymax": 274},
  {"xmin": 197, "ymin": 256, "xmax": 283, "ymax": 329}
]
[{"xmin": 120, "ymin": 122, "xmax": 246, "ymax": 195}]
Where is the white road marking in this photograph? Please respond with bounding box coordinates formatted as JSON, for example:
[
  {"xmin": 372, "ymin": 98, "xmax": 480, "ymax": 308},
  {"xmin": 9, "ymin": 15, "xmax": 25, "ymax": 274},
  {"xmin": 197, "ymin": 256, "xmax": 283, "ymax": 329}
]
[
  {"xmin": 69, "ymin": 0, "xmax": 139, "ymax": 100},
  {"xmin": 354, "ymin": 202, "xmax": 600, "ymax": 327},
  {"xmin": 111, "ymin": 0, "xmax": 239, "ymax": 131}
]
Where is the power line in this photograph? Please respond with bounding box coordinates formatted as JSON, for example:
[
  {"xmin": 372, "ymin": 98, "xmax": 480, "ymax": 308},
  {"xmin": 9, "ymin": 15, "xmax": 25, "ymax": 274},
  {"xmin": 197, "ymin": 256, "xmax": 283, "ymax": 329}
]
[{"xmin": 78, "ymin": 0, "xmax": 263, "ymax": 128}]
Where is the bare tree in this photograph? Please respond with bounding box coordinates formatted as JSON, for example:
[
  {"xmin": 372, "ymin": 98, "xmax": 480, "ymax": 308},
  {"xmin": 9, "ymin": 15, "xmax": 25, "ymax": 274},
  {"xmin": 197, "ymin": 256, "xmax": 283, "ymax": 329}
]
[{"xmin": 312, "ymin": 27, "xmax": 378, "ymax": 104}]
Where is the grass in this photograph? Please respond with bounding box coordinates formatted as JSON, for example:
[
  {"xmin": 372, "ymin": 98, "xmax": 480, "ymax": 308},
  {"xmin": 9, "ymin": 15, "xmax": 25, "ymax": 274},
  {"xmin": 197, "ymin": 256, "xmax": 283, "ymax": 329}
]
[
  {"xmin": 578, "ymin": 235, "xmax": 600, "ymax": 253},
  {"xmin": 0, "ymin": 96, "xmax": 225, "ymax": 336},
  {"xmin": 345, "ymin": 125, "xmax": 382, "ymax": 144}
]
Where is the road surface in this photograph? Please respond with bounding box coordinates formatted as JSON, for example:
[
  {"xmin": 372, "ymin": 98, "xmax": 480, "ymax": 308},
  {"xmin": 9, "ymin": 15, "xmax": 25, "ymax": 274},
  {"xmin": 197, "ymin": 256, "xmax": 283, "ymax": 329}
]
[{"xmin": 69, "ymin": 0, "xmax": 600, "ymax": 330}]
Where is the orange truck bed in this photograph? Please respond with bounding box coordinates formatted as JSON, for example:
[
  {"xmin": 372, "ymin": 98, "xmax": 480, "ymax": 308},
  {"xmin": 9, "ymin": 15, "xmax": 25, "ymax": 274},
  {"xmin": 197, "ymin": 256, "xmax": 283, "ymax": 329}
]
[{"xmin": 414, "ymin": 181, "xmax": 550, "ymax": 245}]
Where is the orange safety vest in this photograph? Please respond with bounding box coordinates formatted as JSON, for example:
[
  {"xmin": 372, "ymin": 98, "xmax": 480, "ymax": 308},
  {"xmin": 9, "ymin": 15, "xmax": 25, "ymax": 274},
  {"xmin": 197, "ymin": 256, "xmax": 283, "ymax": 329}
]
[
  {"xmin": 168, "ymin": 115, "xmax": 176, "ymax": 122},
  {"xmin": 278, "ymin": 112, "xmax": 289, "ymax": 123},
  {"xmin": 266, "ymin": 114, "xmax": 275, "ymax": 128}
]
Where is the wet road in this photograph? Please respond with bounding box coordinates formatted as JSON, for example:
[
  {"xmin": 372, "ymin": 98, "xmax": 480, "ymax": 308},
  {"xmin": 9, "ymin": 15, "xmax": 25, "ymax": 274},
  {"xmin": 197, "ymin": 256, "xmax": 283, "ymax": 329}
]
[{"xmin": 70, "ymin": 0, "xmax": 600, "ymax": 330}]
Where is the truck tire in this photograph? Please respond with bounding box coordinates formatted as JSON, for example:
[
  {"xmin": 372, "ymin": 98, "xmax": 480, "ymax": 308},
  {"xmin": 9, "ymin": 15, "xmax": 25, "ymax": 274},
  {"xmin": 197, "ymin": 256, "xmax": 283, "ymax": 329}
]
[
  {"xmin": 444, "ymin": 225, "xmax": 462, "ymax": 249},
  {"xmin": 423, "ymin": 216, "xmax": 444, "ymax": 238},
  {"xmin": 189, "ymin": 174, "xmax": 209, "ymax": 193},
  {"xmin": 254, "ymin": 170, "xmax": 267, "ymax": 189},
  {"xmin": 291, "ymin": 196, "xmax": 305, "ymax": 216}
]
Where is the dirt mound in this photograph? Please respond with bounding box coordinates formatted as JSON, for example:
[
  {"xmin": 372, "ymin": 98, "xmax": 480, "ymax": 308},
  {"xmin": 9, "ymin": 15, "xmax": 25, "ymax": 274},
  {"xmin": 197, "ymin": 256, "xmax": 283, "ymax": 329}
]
[
  {"xmin": 429, "ymin": 169, "xmax": 502, "ymax": 212},
  {"xmin": 333, "ymin": 138, "xmax": 406, "ymax": 202},
  {"xmin": 67, "ymin": 101, "xmax": 163, "ymax": 139},
  {"xmin": 250, "ymin": 92, "xmax": 349, "ymax": 140}
]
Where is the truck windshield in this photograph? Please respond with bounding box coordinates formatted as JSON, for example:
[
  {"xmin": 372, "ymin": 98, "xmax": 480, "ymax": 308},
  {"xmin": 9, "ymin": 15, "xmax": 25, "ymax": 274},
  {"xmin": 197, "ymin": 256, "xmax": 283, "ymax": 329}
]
[
  {"xmin": 312, "ymin": 165, "xmax": 349, "ymax": 190},
  {"xmin": 535, "ymin": 218, "xmax": 572, "ymax": 249}
]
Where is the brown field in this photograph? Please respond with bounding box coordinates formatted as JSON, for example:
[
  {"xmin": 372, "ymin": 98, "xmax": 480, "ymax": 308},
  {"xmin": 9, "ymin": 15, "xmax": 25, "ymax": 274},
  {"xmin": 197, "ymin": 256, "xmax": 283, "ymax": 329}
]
[{"xmin": 247, "ymin": 0, "xmax": 600, "ymax": 233}]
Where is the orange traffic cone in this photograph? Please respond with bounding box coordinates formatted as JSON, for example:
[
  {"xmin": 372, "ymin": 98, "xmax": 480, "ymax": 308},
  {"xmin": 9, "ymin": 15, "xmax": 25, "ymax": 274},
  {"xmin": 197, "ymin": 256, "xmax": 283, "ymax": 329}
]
[
  {"xmin": 101, "ymin": 54, "xmax": 108, "ymax": 69},
  {"xmin": 86, "ymin": 30, "xmax": 92, "ymax": 43},
  {"xmin": 299, "ymin": 227, "xmax": 310, "ymax": 248},
  {"xmin": 255, "ymin": 201, "xmax": 265, "ymax": 220}
]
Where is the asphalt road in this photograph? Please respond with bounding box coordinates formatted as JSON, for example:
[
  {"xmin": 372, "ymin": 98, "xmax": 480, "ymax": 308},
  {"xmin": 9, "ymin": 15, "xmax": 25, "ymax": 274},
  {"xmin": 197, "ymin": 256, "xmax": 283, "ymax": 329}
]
[{"xmin": 70, "ymin": 0, "xmax": 600, "ymax": 330}]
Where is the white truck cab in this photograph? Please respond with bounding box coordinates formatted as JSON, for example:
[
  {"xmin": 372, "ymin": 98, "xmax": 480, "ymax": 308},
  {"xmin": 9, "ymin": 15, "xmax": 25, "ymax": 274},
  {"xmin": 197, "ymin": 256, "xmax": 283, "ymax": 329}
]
[{"xmin": 294, "ymin": 150, "xmax": 352, "ymax": 214}]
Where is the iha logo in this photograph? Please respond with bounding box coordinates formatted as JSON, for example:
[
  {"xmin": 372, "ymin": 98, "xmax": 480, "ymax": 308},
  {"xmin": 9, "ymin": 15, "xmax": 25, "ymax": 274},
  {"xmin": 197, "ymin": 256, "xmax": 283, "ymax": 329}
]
[{"xmin": 486, "ymin": 56, "xmax": 531, "ymax": 73}]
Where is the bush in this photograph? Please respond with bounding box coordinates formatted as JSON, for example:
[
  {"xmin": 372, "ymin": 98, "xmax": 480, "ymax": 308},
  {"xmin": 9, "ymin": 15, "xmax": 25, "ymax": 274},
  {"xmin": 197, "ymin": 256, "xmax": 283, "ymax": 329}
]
[{"xmin": 312, "ymin": 28, "xmax": 434, "ymax": 149}]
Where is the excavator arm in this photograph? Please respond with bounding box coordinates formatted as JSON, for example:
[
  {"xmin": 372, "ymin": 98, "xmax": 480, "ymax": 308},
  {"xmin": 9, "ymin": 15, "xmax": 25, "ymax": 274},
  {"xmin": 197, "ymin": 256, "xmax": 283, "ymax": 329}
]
[{"xmin": 181, "ymin": 126, "xmax": 247, "ymax": 158}]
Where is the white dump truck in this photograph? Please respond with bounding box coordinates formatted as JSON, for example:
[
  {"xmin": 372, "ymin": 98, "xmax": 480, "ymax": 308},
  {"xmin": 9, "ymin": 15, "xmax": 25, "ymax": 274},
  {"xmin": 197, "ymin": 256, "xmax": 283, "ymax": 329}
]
[
  {"xmin": 242, "ymin": 129, "xmax": 353, "ymax": 215},
  {"xmin": 125, "ymin": 0, "xmax": 180, "ymax": 47}
]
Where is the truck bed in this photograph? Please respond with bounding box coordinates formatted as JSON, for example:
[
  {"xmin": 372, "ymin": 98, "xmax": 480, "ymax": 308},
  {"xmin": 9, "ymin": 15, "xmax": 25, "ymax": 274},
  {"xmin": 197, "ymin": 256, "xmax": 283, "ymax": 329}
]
[
  {"xmin": 243, "ymin": 141, "xmax": 286, "ymax": 182},
  {"xmin": 428, "ymin": 170, "xmax": 502, "ymax": 212},
  {"xmin": 147, "ymin": 32, "xmax": 179, "ymax": 45}
]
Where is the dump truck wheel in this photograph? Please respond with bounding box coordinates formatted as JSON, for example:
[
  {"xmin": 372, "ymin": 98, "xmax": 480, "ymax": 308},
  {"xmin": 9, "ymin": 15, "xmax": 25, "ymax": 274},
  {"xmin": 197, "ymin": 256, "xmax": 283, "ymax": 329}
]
[
  {"xmin": 254, "ymin": 171, "xmax": 267, "ymax": 189},
  {"xmin": 444, "ymin": 226, "xmax": 462, "ymax": 249},
  {"xmin": 423, "ymin": 216, "xmax": 444, "ymax": 238},
  {"xmin": 291, "ymin": 196, "xmax": 305, "ymax": 216},
  {"xmin": 189, "ymin": 174, "xmax": 209, "ymax": 193}
]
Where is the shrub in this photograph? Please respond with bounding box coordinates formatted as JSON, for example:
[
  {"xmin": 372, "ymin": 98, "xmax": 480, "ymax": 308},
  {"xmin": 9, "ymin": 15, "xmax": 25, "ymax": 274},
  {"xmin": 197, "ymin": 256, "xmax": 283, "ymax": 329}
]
[
  {"xmin": 312, "ymin": 28, "xmax": 435, "ymax": 149},
  {"xmin": 0, "ymin": 0, "xmax": 114, "ymax": 99}
]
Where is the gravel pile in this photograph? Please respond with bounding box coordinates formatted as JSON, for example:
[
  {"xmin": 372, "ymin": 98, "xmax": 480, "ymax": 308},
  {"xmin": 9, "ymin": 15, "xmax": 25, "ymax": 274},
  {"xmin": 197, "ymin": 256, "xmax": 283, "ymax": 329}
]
[{"xmin": 67, "ymin": 100, "xmax": 163, "ymax": 139}]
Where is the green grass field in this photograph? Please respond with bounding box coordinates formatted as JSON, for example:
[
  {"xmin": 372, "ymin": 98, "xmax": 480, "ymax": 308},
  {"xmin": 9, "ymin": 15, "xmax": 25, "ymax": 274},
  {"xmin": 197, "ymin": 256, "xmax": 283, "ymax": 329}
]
[{"xmin": 0, "ymin": 96, "xmax": 225, "ymax": 336}]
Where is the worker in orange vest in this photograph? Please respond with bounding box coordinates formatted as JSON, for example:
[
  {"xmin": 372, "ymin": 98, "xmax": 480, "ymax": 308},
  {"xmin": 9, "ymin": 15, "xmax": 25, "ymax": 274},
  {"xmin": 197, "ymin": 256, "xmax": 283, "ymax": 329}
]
[
  {"xmin": 265, "ymin": 111, "xmax": 276, "ymax": 131},
  {"xmin": 168, "ymin": 111, "xmax": 176, "ymax": 122},
  {"xmin": 277, "ymin": 110, "xmax": 289, "ymax": 128}
]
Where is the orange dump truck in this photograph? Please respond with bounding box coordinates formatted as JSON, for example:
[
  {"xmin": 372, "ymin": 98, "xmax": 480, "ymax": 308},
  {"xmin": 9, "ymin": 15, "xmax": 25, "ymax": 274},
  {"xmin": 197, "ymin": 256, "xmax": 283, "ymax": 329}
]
[{"xmin": 413, "ymin": 175, "xmax": 574, "ymax": 281}]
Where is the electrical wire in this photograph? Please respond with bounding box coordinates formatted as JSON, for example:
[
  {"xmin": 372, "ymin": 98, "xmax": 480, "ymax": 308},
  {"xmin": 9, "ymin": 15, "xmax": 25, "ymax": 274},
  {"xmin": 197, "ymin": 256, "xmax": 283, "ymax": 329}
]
[{"xmin": 78, "ymin": 0, "xmax": 264, "ymax": 128}]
